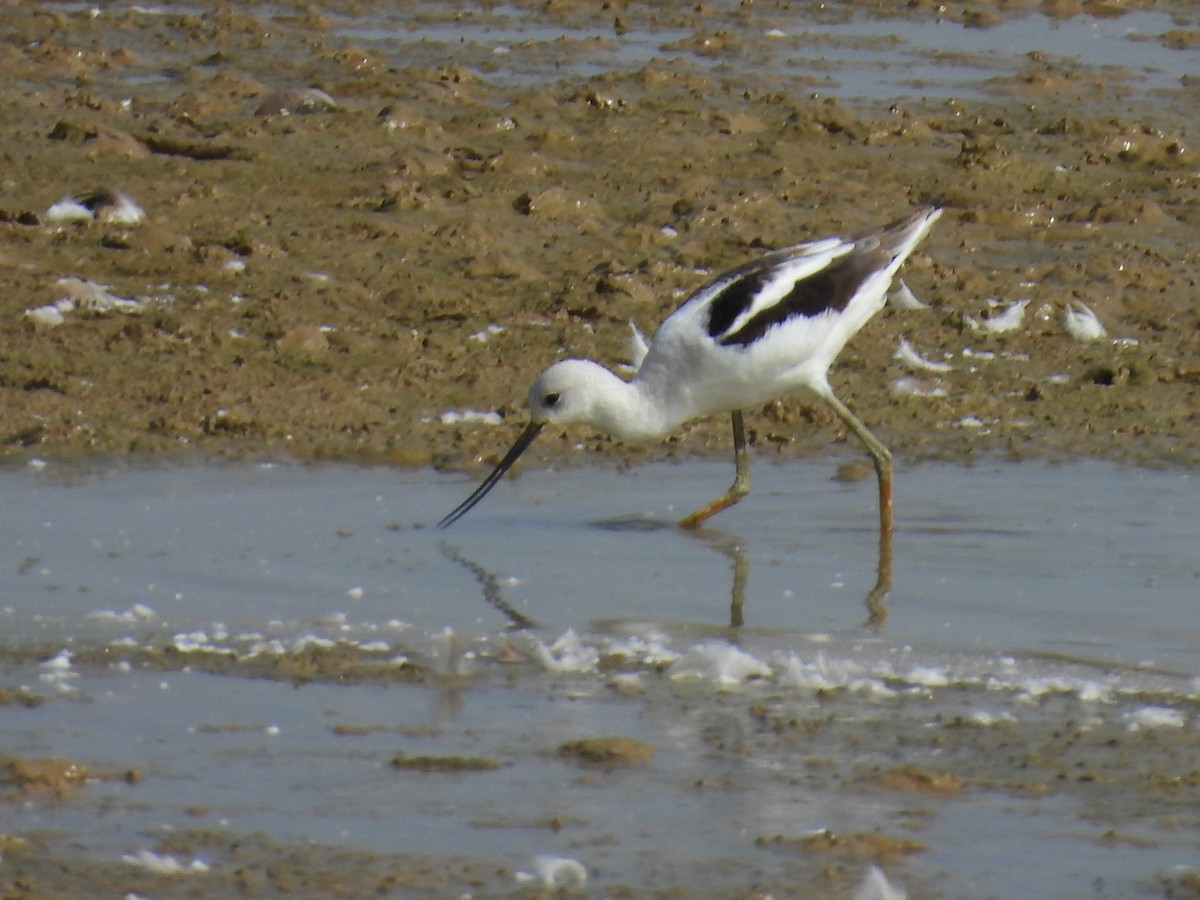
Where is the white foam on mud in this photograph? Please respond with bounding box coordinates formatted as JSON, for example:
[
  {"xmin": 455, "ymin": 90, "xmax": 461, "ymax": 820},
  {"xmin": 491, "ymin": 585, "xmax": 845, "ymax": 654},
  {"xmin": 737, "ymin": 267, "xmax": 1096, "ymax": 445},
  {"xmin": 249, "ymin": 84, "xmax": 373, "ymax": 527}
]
[
  {"xmin": 1124, "ymin": 706, "xmax": 1185, "ymax": 730},
  {"xmin": 121, "ymin": 849, "xmax": 209, "ymax": 875},
  {"xmin": 514, "ymin": 855, "xmax": 588, "ymax": 888},
  {"xmin": 533, "ymin": 628, "xmax": 598, "ymax": 672},
  {"xmin": 669, "ymin": 641, "xmax": 771, "ymax": 686}
]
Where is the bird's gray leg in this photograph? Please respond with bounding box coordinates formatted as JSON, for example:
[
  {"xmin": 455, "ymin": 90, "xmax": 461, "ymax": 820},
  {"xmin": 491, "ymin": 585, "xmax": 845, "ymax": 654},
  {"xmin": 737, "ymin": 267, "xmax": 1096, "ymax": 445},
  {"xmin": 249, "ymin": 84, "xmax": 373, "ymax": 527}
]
[
  {"xmin": 678, "ymin": 410, "xmax": 750, "ymax": 529},
  {"xmin": 818, "ymin": 389, "xmax": 894, "ymax": 626},
  {"xmin": 820, "ymin": 391, "xmax": 893, "ymax": 537}
]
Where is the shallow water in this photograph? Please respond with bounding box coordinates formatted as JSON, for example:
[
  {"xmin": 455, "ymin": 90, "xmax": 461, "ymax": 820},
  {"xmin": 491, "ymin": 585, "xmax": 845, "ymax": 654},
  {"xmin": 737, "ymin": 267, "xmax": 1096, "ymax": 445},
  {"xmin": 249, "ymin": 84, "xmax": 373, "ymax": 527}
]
[
  {"xmin": 330, "ymin": 3, "xmax": 1197, "ymax": 100},
  {"xmin": 1, "ymin": 459, "xmax": 1198, "ymax": 896},
  {"xmin": 54, "ymin": 1, "xmax": 1199, "ymax": 104},
  {"xmin": 6, "ymin": 458, "xmax": 1197, "ymax": 665}
]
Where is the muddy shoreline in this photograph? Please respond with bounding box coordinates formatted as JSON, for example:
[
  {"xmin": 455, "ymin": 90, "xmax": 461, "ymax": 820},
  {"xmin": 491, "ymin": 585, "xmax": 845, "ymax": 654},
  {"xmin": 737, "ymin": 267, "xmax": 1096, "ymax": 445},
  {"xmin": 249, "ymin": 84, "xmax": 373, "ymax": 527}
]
[{"xmin": 1, "ymin": 1, "xmax": 1198, "ymax": 476}]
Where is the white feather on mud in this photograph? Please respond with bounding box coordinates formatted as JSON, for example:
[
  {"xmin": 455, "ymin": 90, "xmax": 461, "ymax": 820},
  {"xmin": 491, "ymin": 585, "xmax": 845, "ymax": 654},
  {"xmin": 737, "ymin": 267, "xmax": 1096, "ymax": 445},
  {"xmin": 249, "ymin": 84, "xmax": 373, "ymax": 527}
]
[
  {"xmin": 1063, "ymin": 298, "xmax": 1108, "ymax": 342},
  {"xmin": 45, "ymin": 188, "xmax": 144, "ymax": 225},
  {"xmin": 889, "ymin": 278, "xmax": 929, "ymax": 310},
  {"xmin": 965, "ymin": 299, "xmax": 1029, "ymax": 334},
  {"xmin": 895, "ymin": 337, "xmax": 953, "ymax": 373}
]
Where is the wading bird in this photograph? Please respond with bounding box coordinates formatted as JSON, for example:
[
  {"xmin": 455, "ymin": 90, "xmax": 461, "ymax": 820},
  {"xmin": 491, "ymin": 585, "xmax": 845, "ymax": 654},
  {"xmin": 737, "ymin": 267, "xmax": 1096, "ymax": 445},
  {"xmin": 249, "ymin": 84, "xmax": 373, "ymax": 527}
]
[{"xmin": 439, "ymin": 205, "xmax": 941, "ymax": 537}]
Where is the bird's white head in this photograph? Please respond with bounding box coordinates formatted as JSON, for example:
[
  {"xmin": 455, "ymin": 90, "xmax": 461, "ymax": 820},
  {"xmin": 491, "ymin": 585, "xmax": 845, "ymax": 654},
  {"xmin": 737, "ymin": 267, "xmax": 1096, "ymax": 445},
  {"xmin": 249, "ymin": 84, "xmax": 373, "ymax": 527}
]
[
  {"xmin": 529, "ymin": 358, "xmax": 659, "ymax": 441},
  {"xmin": 527, "ymin": 359, "xmax": 610, "ymax": 426}
]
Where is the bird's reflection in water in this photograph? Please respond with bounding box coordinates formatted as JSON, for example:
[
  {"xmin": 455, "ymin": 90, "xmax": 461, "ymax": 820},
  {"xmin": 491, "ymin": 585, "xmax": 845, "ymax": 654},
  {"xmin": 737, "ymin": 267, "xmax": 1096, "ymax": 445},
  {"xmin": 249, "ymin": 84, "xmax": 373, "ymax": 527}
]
[
  {"xmin": 868, "ymin": 529, "xmax": 892, "ymax": 629},
  {"xmin": 592, "ymin": 516, "xmax": 891, "ymax": 629},
  {"xmin": 435, "ymin": 543, "xmax": 541, "ymax": 720},
  {"xmin": 441, "ymin": 520, "xmax": 890, "ymax": 635},
  {"xmin": 439, "ymin": 541, "xmax": 538, "ymax": 630}
]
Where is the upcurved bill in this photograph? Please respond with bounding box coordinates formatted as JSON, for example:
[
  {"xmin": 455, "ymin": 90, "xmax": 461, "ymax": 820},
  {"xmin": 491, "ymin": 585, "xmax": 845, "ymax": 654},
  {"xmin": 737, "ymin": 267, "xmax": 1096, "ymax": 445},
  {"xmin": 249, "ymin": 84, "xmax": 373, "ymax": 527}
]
[{"xmin": 437, "ymin": 422, "xmax": 544, "ymax": 528}]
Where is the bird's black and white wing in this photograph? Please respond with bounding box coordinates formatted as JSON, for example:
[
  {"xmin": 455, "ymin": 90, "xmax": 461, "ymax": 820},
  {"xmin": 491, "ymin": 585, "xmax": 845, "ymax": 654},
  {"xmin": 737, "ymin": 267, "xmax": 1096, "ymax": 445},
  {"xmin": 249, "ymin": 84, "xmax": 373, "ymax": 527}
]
[{"xmin": 661, "ymin": 206, "xmax": 941, "ymax": 350}]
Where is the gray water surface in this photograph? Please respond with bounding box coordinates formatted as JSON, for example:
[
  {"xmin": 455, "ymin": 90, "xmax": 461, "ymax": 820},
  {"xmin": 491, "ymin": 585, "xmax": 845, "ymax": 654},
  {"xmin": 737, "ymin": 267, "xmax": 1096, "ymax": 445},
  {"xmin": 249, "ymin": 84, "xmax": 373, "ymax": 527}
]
[
  {"xmin": 10, "ymin": 458, "xmax": 1192, "ymax": 661},
  {"xmin": 1, "ymin": 458, "xmax": 1197, "ymax": 897}
]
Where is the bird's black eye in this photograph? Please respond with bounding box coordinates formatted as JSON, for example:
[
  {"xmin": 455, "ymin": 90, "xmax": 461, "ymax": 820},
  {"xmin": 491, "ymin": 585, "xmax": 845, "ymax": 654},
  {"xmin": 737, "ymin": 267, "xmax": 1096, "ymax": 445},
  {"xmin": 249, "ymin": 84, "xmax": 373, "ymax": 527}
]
[{"xmin": 543, "ymin": 392, "xmax": 560, "ymax": 407}]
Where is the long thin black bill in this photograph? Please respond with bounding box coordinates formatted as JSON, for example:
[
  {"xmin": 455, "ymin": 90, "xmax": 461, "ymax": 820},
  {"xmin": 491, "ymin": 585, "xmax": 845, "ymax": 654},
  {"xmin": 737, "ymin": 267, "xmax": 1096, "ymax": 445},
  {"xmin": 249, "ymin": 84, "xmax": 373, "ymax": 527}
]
[{"xmin": 437, "ymin": 422, "xmax": 544, "ymax": 529}]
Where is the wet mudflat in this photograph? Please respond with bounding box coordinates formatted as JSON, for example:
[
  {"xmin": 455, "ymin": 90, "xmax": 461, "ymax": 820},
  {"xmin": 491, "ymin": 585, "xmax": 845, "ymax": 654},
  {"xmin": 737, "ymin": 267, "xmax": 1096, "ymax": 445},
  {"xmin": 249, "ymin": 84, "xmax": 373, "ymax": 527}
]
[
  {"xmin": 1, "ymin": 459, "xmax": 1198, "ymax": 898},
  {"xmin": 1, "ymin": 0, "xmax": 1200, "ymax": 897},
  {"xmin": 0, "ymin": 0, "xmax": 1198, "ymax": 468}
]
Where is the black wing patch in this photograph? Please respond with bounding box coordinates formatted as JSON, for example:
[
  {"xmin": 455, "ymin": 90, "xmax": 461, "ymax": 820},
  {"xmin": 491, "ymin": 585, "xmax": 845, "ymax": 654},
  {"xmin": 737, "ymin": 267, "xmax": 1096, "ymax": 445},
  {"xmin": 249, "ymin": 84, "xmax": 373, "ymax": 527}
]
[
  {"xmin": 713, "ymin": 243, "xmax": 891, "ymax": 348},
  {"xmin": 704, "ymin": 270, "xmax": 770, "ymax": 341}
]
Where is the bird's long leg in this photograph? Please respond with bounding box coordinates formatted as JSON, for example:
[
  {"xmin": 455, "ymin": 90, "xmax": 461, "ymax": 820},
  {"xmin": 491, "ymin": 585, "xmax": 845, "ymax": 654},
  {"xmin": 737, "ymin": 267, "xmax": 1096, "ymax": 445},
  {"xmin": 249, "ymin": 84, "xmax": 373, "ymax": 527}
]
[
  {"xmin": 818, "ymin": 389, "xmax": 893, "ymax": 536},
  {"xmin": 815, "ymin": 387, "xmax": 894, "ymax": 625},
  {"xmin": 864, "ymin": 526, "xmax": 892, "ymax": 629},
  {"xmin": 678, "ymin": 410, "xmax": 751, "ymax": 529}
]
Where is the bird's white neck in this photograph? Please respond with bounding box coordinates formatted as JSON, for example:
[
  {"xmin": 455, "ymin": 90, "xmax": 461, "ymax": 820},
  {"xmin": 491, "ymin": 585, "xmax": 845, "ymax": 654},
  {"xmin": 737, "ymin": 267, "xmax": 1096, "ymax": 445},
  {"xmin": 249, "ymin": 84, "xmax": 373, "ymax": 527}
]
[
  {"xmin": 540, "ymin": 360, "xmax": 681, "ymax": 444},
  {"xmin": 596, "ymin": 366, "xmax": 679, "ymax": 442}
]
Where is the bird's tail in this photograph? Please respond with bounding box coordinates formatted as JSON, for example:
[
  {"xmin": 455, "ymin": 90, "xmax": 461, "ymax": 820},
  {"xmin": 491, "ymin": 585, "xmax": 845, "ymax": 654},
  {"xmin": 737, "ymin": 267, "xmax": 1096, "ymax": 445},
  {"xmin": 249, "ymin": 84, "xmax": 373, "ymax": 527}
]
[{"xmin": 862, "ymin": 205, "xmax": 942, "ymax": 271}]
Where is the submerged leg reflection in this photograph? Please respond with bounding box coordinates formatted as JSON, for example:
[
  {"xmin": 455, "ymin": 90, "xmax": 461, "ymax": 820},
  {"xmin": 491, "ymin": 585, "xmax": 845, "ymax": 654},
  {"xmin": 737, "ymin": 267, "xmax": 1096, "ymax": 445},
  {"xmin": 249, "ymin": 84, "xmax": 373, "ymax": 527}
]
[
  {"xmin": 684, "ymin": 527, "xmax": 749, "ymax": 628},
  {"xmin": 683, "ymin": 522, "xmax": 892, "ymax": 630},
  {"xmin": 598, "ymin": 514, "xmax": 891, "ymax": 629},
  {"xmin": 865, "ymin": 527, "xmax": 892, "ymax": 629}
]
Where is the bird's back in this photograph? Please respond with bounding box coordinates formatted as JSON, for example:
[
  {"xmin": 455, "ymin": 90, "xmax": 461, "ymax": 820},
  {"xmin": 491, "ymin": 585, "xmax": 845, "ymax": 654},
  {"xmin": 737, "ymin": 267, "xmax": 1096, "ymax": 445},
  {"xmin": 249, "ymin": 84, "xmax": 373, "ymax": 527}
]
[{"xmin": 634, "ymin": 206, "xmax": 941, "ymax": 420}]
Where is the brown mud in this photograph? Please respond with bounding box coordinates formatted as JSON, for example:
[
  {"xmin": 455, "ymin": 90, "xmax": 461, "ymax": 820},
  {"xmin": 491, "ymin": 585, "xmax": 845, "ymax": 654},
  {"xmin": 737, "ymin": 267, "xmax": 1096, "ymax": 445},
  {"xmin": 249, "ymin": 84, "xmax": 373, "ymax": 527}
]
[{"xmin": 1, "ymin": 1, "xmax": 1198, "ymax": 476}]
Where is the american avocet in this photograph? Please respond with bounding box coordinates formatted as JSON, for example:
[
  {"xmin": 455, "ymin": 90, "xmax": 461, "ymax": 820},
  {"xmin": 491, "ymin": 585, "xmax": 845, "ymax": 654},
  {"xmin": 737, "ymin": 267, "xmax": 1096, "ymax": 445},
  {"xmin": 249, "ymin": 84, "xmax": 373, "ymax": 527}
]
[{"xmin": 439, "ymin": 205, "xmax": 941, "ymax": 533}]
